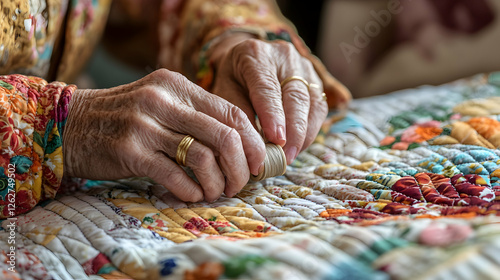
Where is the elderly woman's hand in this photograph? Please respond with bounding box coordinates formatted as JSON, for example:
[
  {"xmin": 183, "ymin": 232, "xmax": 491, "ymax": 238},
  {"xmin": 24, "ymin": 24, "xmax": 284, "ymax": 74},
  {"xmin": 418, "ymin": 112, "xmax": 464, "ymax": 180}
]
[
  {"xmin": 63, "ymin": 69, "xmax": 266, "ymax": 202},
  {"xmin": 209, "ymin": 34, "xmax": 329, "ymax": 164}
]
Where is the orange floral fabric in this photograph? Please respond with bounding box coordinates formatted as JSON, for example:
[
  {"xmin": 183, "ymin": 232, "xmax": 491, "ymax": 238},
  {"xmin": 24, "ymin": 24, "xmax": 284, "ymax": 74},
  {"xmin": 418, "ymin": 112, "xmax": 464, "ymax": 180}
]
[
  {"xmin": 0, "ymin": 75, "xmax": 75, "ymax": 219},
  {"xmin": 466, "ymin": 117, "xmax": 500, "ymax": 148}
]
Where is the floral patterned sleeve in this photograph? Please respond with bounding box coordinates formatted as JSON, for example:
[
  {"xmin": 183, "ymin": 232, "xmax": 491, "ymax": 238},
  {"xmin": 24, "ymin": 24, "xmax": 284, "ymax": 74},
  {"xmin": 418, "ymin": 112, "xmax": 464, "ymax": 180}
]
[
  {"xmin": 157, "ymin": 0, "xmax": 351, "ymax": 108},
  {"xmin": 0, "ymin": 0, "xmax": 110, "ymax": 82},
  {"xmin": 0, "ymin": 0, "xmax": 99, "ymax": 218},
  {"xmin": 0, "ymin": 75, "xmax": 75, "ymax": 219}
]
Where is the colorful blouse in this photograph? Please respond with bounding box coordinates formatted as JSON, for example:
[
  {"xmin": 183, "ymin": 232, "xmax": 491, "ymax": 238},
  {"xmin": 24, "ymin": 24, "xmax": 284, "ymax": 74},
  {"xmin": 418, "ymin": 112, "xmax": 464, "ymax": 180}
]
[{"xmin": 0, "ymin": 0, "xmax": 345, "ymax": 219}]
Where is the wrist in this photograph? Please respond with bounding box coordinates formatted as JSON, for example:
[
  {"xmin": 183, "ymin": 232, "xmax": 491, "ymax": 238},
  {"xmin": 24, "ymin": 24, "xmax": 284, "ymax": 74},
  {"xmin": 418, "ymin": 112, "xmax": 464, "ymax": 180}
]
[
  {"xmin": 63, "ymin": 89, "xmax": 95, "ymax": 177},
  {"xmin": 197, "ymin": 31, "xmax": 261, "ymax": 90},
  {"xmin": 196, "ymin": 29, "xmax": 296, "ymax": 90}
]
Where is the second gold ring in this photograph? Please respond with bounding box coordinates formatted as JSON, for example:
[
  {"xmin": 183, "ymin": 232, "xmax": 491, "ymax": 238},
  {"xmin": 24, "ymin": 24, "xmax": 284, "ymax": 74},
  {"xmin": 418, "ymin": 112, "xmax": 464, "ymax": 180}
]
[{"xmin": 310, "ymin": 83, "xmax": 327, "ymax": 102}]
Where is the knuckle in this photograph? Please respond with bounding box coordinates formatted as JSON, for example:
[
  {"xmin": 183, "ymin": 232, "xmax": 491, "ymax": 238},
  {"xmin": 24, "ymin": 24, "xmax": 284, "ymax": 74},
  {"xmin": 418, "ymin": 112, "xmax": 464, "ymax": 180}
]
[
  {"xmin": 301, "ymin": 56, "xmax": 314, "ymax": 69},
  {"xmin": 275, "ymin": 40, "xmax": 295, "ymax": 54},
  {"xmin": 166, "ymin": 71, "xmax": 189, "ymax": 89},
  {"xmin": 142, "ymin": 69, "xmax": 171, "ymax": 84},
  {"xmin": 292, "ymin": 118, "xmax": 309, "ymax": 134},
  {"xmin": 119, "ymin": 139, "xmax": 144, "ymax": 163},
  {"xmin": 226, "ymin": 104, "xmax": 249, "ymax": 127},
  {"xmin": 150, "ymin": 69, "xmax": 192, "ymax": 94},
  {"xmin": 232, "ymin": 39, "xmax": 269, "ymax": 74},
  {"xmin": 258, "ymin": 144, "xmax": 266, "ymax": 160},
  {"xmin": 312, "ymin": 97, "xmax": 329, "ymax": 116},
  {"xmin": 152, "ymin": 68, "xmax": 173, "ymax": 79},
  {"xmin": 219, "ymin": 127, "xmax": 241, "ymax": 153},
  {"xmin": 164, "ymin": 169, "xmax": 186, "ymax": 188},
  {"xmin": 169, "ymin": 70, "xmax": 186, "ymax": 82},
  {"xmin": 247, "ymin": 71, "xmax": 279, "ymax": 91},
  {"xmin": 286, "ymin": 88, "xmax": 310, "ymax": 103},
  {"xmin": 219, "ymin": 104, "xmax": 256, "ymax": 141},
  {"xmin": 203, "ymin": 181, "xmax": 223, "ymax": 200},
  {"xmin": 226, "ymin": 172, "xmax": 247, "ymax": 195},
  {"xmin": 124, "ymin": 111, "xmax": 142, "ymax": 127},
  {"xmin": 273, "ymin": 39, "xmax": 290, "ymax": 48},
  {"xmin": 234, "ymin": 53, "xmax": 256, "ymax": 76},
  {"xmin": 236, "ymin": 38, "xmax": 261, "ymax": 52},
  {"xmin": 192, "ymin": 147, "xmax": 214, "ymax": 170},
  {"xmin": 285, "ymin": 41, "xmax": 296, "ymax": 53},
  {"xmin": 138, "ymin": 85, "xmax": 161, "ymax": 101},
  {"xmin": 164, "ymin": 171, "xmax": 203, "ymax": 202}
]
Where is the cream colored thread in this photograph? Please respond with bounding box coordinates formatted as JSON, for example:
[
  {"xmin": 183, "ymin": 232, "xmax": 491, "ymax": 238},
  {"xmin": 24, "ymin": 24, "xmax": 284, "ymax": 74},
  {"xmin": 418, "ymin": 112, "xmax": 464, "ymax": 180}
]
[{"xmin": 250, "ymin": 143, "xmax": 287, "ymax": 181}]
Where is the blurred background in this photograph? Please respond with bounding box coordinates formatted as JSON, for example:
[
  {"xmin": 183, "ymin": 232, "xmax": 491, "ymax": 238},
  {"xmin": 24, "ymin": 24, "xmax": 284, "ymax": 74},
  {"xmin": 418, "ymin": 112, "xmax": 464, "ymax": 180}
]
[{"xmin": 82, "ymin": 0, "xmax": 500, "ymax": 99}]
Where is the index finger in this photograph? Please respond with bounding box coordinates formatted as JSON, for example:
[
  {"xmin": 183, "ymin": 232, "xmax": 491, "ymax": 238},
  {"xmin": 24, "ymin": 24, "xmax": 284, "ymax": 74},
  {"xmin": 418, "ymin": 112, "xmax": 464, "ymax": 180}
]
[
  {"xmin": 230, "ymin": 41, "xmax": 287, "ymax": 147},
  {"xmin": 189, "ymin": 91, "xmax": 266, "ymax": 177}
]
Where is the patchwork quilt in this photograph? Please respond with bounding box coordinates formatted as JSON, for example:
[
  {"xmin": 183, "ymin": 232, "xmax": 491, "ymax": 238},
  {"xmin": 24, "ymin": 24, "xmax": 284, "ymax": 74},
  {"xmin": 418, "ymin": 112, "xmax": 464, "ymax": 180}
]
[{"xmin": 2, "ymin": 73, "xmax": 500, "ymax": 280}]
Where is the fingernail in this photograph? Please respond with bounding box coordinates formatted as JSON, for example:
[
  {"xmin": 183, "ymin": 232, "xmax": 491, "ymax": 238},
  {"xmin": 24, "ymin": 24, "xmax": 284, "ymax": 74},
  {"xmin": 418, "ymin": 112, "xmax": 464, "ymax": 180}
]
[
  {"xmin": 250, "ymin": 162, "xmax": 264, "ymax": 176},
  {"xmin": 285, "ymin": 146, "xmax": 297, "ymax": 164},
  {"xmin": 258, "ymin": 162, "xmax": 265, "ymax": 174},
  {"xmin": 277, "ymin": 126, "xmax": 286, "ymax": 142},
  {"xmin": 209, "ymin": 195, "xmax": 221, "ymax": 203},
  {"xmin": 194, "ymin": 195, "xmax": 204, "ymax": 203}
]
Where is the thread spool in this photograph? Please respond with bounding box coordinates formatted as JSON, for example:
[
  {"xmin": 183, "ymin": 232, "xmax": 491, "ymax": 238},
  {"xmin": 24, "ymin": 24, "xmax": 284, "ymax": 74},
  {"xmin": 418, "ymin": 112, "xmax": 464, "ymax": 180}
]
[{"xmin": 250, "ymin": 143, "xmax": 287, "ymax": 181}]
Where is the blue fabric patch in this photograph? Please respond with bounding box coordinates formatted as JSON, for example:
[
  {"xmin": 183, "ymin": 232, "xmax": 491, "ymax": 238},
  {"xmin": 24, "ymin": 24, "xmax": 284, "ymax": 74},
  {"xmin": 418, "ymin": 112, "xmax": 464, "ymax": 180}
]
[
  {"xmin": 159, "ymin": 258, "xmax": 177, "ymax": 276},
  {"xmin": 11, "ymin": 156, "xmax": 33, "ymax": 174},
  {"xmin": 325, "ymin": 260, "xmax": 389, "ymax": 280},
  {"xmin": 330, "ymin": 113, "xmax": 363, "ymax": 133}
]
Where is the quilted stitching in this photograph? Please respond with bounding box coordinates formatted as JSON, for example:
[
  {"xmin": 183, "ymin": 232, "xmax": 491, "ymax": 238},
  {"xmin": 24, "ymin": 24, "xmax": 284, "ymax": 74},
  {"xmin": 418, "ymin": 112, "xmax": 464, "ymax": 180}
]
[{"xmin": 2, "ymin": 73, "xmax": 500, "ymax": 279}]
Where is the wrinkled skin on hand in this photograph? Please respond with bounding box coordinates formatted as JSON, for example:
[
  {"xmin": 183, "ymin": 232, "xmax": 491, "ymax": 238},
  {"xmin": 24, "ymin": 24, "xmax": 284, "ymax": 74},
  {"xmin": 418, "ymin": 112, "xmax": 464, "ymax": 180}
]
[
  {"xmin": 63, "ymin": 69, "xmax": 266, "ymax": 202},
  {"xmin": 210, "ymin": 36, "xmax": 330, "ymax": 164}
]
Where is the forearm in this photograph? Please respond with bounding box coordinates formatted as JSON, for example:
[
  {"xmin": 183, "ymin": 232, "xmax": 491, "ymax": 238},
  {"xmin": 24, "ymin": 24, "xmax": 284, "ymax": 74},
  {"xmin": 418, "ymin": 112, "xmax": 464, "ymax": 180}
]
[{"xmin": 157, "ymin": 0, "xmax": 299, "ymax": 81}]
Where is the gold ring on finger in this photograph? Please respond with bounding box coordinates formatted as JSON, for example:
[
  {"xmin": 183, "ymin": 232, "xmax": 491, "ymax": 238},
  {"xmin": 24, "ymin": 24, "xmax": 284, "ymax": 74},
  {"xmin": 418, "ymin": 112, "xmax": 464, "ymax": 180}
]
[
  {"xmin": 309, "ymin": 83, "xmax": 327, "ymax": 101},
  {"xmin": 176, "ymin": 135, "xmax": 196, "ymax": 167},
  {"xmin": 280, "ymin": 76, "xmax": 310, "ymax": 90}
]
